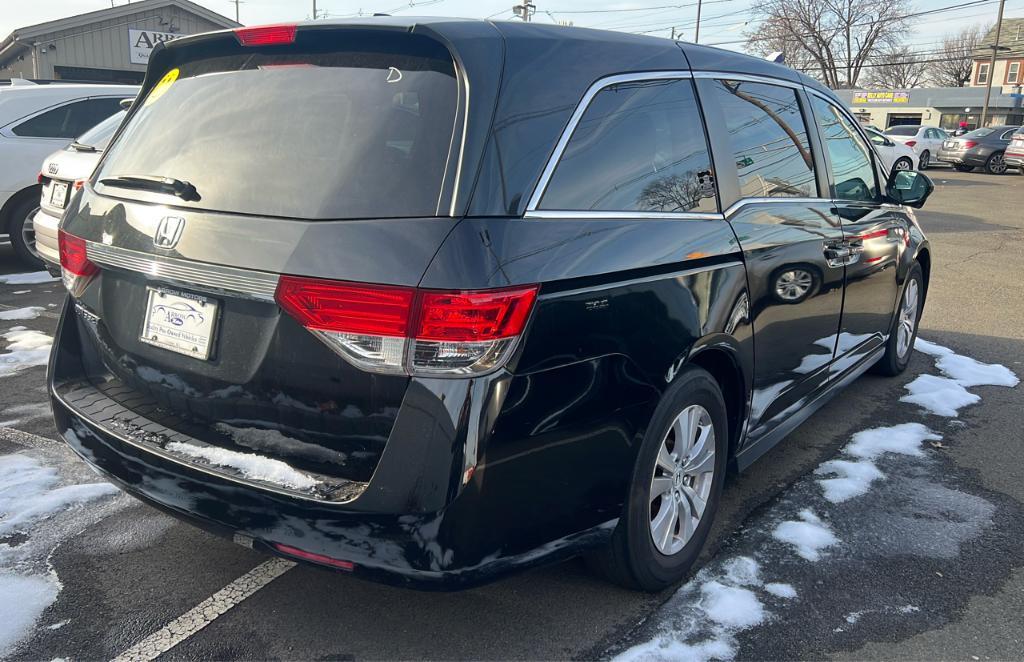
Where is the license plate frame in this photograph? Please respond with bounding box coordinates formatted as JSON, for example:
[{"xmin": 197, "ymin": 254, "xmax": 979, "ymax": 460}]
[
  {"xmin": 139, "ymin": 287, "xmax": 219, "ymax": 360},
  {"xmin": 49, "ymin": 181, "xmax": 69, "ymax": 209}
]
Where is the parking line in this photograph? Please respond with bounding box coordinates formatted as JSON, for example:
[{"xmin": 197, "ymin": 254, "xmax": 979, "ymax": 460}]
[{"xmin": 111, "ymin": 557, "xmax": 295, "ymax": 662}]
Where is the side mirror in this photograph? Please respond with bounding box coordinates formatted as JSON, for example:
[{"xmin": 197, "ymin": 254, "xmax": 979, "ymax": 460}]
[{"xmin": 886, "ymin": 170, "xmax": 934, "ymax": 209}]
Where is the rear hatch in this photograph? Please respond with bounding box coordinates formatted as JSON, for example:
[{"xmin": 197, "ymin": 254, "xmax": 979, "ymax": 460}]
[{"xmin": 57, "ymin": 25, "xmax": 467, "ymax": 500}]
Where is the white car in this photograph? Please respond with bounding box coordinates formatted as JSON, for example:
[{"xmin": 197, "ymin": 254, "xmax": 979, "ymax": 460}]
[
  {"xmin": 34, "ymin": 109, "xmax": 128, "ymax": 271},
  {"xmin": 0, "ymin": 80, "xmax": 137, "ymax": 267},
  {"xmin": 865, "ymin": 128, "xmax": 919, "ymax": 175},
  {"xmin": 883, "ymin": 125, "xmax": 949, "ymax": 170}
]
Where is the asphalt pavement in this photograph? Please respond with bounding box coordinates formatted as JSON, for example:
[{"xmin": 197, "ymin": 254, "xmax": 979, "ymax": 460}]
[{"xmin": 1, "ymin": 166, "xmax": 1022, "ymax": 661}]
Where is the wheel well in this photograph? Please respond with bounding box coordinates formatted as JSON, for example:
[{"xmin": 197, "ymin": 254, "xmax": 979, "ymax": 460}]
[
  {"xmin": 689, "ymin": 348, "xmax": 745, "ymax": 459},
  {"xmin": 0, "ymin": 186, "xmax": 41, "ymax": 233}
]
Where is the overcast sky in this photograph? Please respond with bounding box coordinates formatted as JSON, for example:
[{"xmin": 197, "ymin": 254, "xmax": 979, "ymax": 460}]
[{"xmin": 2, "ymin": 0, "xmax": 1022, "ymax": 55}]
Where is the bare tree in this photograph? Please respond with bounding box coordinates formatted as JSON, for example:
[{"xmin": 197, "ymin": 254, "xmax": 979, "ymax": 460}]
[
  {"xmin": 931, "ymin": 25, "xmax": 986, "ymax": 87},
  {"xmin": 639, "ymin": 172, "xmax": 710, "ymax": 212},
  {"xmin": 745, "ymin": 0, "xmax": 912, "ymax": 89},
  {"xmin": 866, "ymin": 44, "xmax": 928, "ymax": 88}
]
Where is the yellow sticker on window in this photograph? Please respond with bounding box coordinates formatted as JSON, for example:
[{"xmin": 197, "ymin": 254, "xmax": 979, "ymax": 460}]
[{"xmin": 144, "ymin": 68, "xmax": 179, "ymax": 107}]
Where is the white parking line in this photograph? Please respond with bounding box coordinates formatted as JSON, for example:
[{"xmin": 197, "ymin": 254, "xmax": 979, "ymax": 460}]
[{"xmin": 111, "ymin": 558, "xmax": 295, "ymax": 662}]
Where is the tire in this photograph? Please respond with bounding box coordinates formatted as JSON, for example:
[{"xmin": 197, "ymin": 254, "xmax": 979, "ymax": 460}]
[
  {"xmin": 985, "ymin": 151, "xmax": 1007, "ymax": 175},
  {"xmin": 918, "ymin": 150, "xmax": 930, "ymax": 170},
  {"xmin": 6, "ymin": 197, "xmax": 44, "ymax": 270},
  {"xmin": 892, "ymin": 157, "xmax": 914, "ymax": 175},
  {"xmin": 587, "ymin": 366, "xmax": 728, "ymax": 591},
  {"xmin": 872, "ymin": 262, "xmax": 924, "ymax": 376},
  {"xmin": 954, "ymin": 164, "xmax": 974, "ymax": 172}
]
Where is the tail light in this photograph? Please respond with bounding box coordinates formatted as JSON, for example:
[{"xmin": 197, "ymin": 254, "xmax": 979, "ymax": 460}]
[
  {"xmin": 58, "ymin": 229, "xmax": 98, "ymax": 296},
  {"xmin": 904, "ymin": 140, "xmax": 916, "ymax": 147},
  {"xmin": 37, "ymin": 172, "xmax": 44, "ymax": 184},
  {"xmin": 963, "ymin": 141, "xmax": 977, "ymax": 149},
  {"xmin": 234, "ymin": 24, "xmax": 297, "ymax": 46},
  {"xmin": 275, "ymin": 276, "xmax": 538, "ymax": 377}
]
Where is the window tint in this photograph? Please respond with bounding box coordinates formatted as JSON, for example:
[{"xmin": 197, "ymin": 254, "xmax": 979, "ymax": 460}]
[
  {"xmin": 810, "ymin": 96, "xmax": 879, "ymax": 202},
  {"xmin": 539, "ymin": 78, "xmax": 716, "ymax": 213},
  {"xmin": 97, "ymin": 32, "xmax": 458, "ymax": 220},
  {"xmin": 885, "ymin": 126, "xmax": 918, "ymax": 136},
  {"xmin": 74, "ymin": 110, "xmax": 126, "ymax": 150},
  {"xmin": 711, "ymin": 80, "xmax": 816, "ymax": 199},
  {"xmin": 12, "ymin": 97, "xmax": 125, "ymax": 139}
]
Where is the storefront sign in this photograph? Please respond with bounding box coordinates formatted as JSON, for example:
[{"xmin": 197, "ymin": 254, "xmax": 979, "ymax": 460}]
[
  {"xmin": 129, "ymin": 29, "xmax": 187, "ymax": 65},
  {"xmin": 853, "ymin": 91, "xmax": 910, "ymax": 104}
]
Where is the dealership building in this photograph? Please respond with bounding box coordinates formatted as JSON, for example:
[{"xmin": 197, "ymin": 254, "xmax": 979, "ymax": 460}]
[
  {"xmin": 0, "ymin": 0, "xmax": 239, "ymax": 84},
  {"xmin": 832, "ymin": 86, "xmax": 1024, "ymax": 131}
]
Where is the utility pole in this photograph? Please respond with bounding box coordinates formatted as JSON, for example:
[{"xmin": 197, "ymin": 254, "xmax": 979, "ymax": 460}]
[
  {"xmin": 670, "ymin": 26, "xmax": 676, "ymax": 40},
  {"xmin": 313, "ymin": 0, "xmax": 317, "ymax": 19},
  {"xmin": 229, "ymin": 0, "xmax": 243, "ymax": 23},
  {"xmin": 513, "ymin": 0, "xmax": 535, "ymax": 21},
  {"xmin": 694, "ymin": 0, "xmax": 702, "ymax": 44},
  {"xmin": 980, "ymin": 0, "xmax": 1006, "ymax": 128}
]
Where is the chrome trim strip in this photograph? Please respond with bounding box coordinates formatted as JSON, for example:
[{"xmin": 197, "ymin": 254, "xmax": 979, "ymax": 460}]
[
  {"xmin": 691, "ymin": 70, "xmax": 802, "ymax": 88},
  {"xmin": 86, "ymin": 242, "xmax": 280, "ymax": 301},
  {"xmin": 721, "ymin": 196, "xmax": 825, "ymax": 218},
  {"xmin": 540, "ymin": 260, "xmax": 744, "ymax": 299},
  {"xmin": 524, "ymin": 210, "xmax": 724, "ymax": 221},
  {"xmin": 525, "ymin": 71, "xmax": 694, "ymax": 212}
]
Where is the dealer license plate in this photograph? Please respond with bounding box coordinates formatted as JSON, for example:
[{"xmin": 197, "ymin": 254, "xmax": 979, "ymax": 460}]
[
  {"xmin": 140, "ymin": 288, "xmax": 218, "ymax": 360},
  {"xmin": 49, "ymin": 181, "xmax": 69, "ymax": 209}
]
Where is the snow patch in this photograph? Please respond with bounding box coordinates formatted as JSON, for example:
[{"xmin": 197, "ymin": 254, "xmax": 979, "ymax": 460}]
[
  {"xmin": 845, "ymin": 422, "xmax": 939, "ymax": 460},
  {"xmin": 617, "ymin": 636, "xmax": 735, "ymax": 662},
  {"xmin": 0, "ymin": 574, "xmax": 59, "ymax": 653},
  {"xmin": 0, "ymin": 307, "xmax": 45, "ymax": 321},
  {"xmin": 0, "ymin": 272, "xmax": 57, "ymax": 285},
  {"xmin": 215, "ymin": 423, "xmax": 347, "ymax": 467},
  {"xmin": 902, "ymin": 339, "xmax": 1018, "ymax": 416},
  {"xmin": 165, "ymin": 442, "xmax": 319, "ymax": 490},
  {"xmin": 815, "ymin": 459, "xmax": 884, "ymax": 503},
  {"xmin": 764, "ymin": 583, "xmax": 797, "ymax": 599},
  {"xmin": 772, "ymin": 509, "xmax": 838, "ymax": 561},
  {"xmin": 12, "ymin": 291, "xmax": 30, "ymax": 295},
  {"xmin": 0, "ymin": 328, "xmax": 53, "ymax": 378},
  {"xmin": 700, "ymin": 581, "xmax": 765, "ymax": 628},
  {"xmin": 901, "ymin": 374, "xmax": 979, "ymax": 417}
]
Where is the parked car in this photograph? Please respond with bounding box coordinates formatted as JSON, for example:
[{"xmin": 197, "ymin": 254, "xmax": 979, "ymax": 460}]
[
  {"xmin": 33, "ymin": 109, "xmax": 128, "ymax": 272},
  {"xmin": 866, "ymin": 128, "xmax": 919, "ymax": 174},
  {"xmin": 936, "ymin": 125, "xmax": 1022, "ymax": 174},
  {"xmin": 883, "ymin": 125, "xmax": 948, "ymax": 169},
  {"xmin": 1004, "ymin": 129, "xmax": 1024, "ymax": 174},
  {"xmin": 0, "ymin": 80, "xmax": 137, "ymax": 266},
  {"xmin": 50, "ymin": 20, "xmax": 933, "ymax": 592}
]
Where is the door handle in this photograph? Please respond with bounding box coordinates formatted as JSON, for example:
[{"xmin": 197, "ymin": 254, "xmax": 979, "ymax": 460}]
[{"xmin": 823, "ymin": 241, "xmax": 861, "ymax": 267}]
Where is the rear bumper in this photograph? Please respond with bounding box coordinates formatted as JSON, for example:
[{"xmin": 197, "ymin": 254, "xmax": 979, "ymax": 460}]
[
  {"xmin": 936, "ymin": 150, "xmax": 986, "ymax": 166},
  {"xmin": 48, "ymin": 299, "xmax": 631, "ymax": 589},
  {"xmin": 31, "ymin": 208, "xmax": 61, "ymax": 270},
  {"xmin": 1005, "ymin": 153, "xmax": 1024, "ymax": 168}
]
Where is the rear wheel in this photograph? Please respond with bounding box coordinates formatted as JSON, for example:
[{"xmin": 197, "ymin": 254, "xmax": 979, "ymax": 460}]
[
  {"xmin": 954, "ymin": 164, "xmax": 974, "ymax": 172},
  {"xmin": 6, "ymin": 197, "xmax": 43, "ymax": 270},
  {"xmin": 918, "ymin": 150, "xmax": 930, "ymax": 170},
  {"xmin": 892, "ymin": 157, "xmax": 914, "ymax": 174},
  {"xmin": 985, "ymin": 151, "xmax": 1007, "ymax": 175},
  {"xmin": 587, "ymin": 367, "xmax": 728, "ymax": 591},
  {"xmin": 872, "ymin": 262, "xmax": 924, "ymax": 376}
]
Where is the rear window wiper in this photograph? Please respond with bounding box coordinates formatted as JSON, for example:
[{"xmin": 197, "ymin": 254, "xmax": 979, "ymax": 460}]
[
  {"xmin": 69, "ymin": 141, "xmax": 97, "ymax": 153},
  {"xmin": 99, "ymin": 175, "xmax": 200, "ymax": 202}
]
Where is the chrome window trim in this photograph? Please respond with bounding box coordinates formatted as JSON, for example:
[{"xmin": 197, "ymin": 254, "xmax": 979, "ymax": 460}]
[
  {"xmin": 690, "ymin": 70, "xmax": 802, "ymax": 89},
  {"xmin": 721, "ymin": 197, "xmax": 825, "ymax": 218},
  {"xmin": 524, "ymin": 210, "xmax": 724, "ymax": 221},
  {"xmin": 86, "ymin": 242, "xmax": 280, "ymax": 301},
  {"xmin": 524, "ymin": 70, "xmax": 694, "ymax": 213}
]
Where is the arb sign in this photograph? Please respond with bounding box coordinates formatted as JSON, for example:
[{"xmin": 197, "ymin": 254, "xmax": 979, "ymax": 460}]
[{"xmin": 129, "ymin": 29, "xmax": 187, "ymax": 65}]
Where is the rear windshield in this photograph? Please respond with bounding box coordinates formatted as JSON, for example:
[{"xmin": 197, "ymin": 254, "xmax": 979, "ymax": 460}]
[
  {"xmin": 884, "ymin": 126, "xmax": 918, "ymax": 136},
  {"xmin": 75, "ymin": 110, "xmax": 126, "ymax": 151},
  {"xmin": 964, "ymin": 128, "xmax": 994, "ymax": 138},
  {"xmin": 96, "ymin": 33, "xmax": 459, "ymax": 220}
]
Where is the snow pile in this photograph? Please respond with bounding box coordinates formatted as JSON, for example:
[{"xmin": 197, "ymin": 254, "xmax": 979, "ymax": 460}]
[
  {"xmin": 845, "ymin": 423, "xmax": 938, "ymax": 460},
  {"xmin": 772, "ymin": 509, "xmax": 838, "ymax": 561},
  {"xmin": 0, "ymin": 454, "xmax": 119, "ymax": 654},
  {"xmin": 615, "ymin": 557, "xmax": 789, "ymax": 662},
  {"xmin": 0, "ymin": 272, "xmax": 57, "ymax": 285},
  {"xmin": 0, "ymin": 307, "xmax": 45, "ymax": 321},
  {"xmin": 166, "ymin": 442, "xmax": 319, "ymax": 490},
  {"xmin": 815, "ymin": 459, "xmax": 885, "ymax": 503},
  {"xmin": 901, "ymin": 339, "xmax": 1018, "ymax": 416},
  {"xmin": 0, "ymin": 327, "xmax": 53, "ymax": 378}
]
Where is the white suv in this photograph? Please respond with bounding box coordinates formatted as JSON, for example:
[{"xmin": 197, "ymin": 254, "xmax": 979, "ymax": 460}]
[{"xmin": 0, "ymin": 80, "xmax": 137, "ymax": 266}]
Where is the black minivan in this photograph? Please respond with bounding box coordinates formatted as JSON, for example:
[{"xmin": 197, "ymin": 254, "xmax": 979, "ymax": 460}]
[{"xmin": 50, "ymin": 19, "xmax": 933, "ymax": 591}]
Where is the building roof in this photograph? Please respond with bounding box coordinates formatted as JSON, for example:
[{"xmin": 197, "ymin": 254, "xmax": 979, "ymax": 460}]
[
  {"xmin": 0, "ymin": 0, "xmax": 239, "ymax": 55},
  {"xmin": 832, "ymin": 86, "xmax": 1024, "ymax": 110},
  {"xmin": 974, "ymin": 18, "xmax": 1024, "ymax": 59}
]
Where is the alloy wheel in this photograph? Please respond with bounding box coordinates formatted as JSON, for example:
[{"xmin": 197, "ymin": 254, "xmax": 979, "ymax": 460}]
[
  {"xmin": 894, "ymin": 158, "xmax": 912, "ymax": 172},
  {"xmin": 896, "ymin": 279, "xmax": 920, "ymax": 358},
  {"xmin": 649, "ymin": 404, "xmax": 716, "ymax": 556},
  {"xmin": 919, "ymin": 151, "xmax": 929, "ymax": 169},
  {"xmin": 775, "ymin": 269, "xmax": 813, "ymax": 301},
  {"xmin": 22, "ymin": 207, "xmax": 40, "ymax": 259},
  {"xmin": 989, "ymin": 153, "xmax": 1007, "ymax": 174}
]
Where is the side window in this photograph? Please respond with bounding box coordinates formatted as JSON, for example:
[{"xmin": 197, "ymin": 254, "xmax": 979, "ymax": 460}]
[
  {"xmin": 710, "ymin": 80, "xmax": 816, "ymax": 199},
  {"xmin": 810, "ymin": 96, "xmax": 879, "ymax": 203},
  {"xmin": 999, "ymin": 129, "xmax": 1016, "ymax": 141},
  {"xmin": 868, "ymin": 131, "xmax": 886, "ymax": 146},
  {"xmin": 538, "ymin": 78, "xmax": 717, "ymax": 213},
  {"xmin": 12, "ymin": 97, "xmax": 125, "ymax": 139}
]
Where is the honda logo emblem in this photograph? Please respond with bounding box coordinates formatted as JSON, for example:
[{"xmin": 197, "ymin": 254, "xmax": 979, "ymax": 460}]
[{"xmin": 154, "ymin": 216, "xmax": 185, "ymax": 249}]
